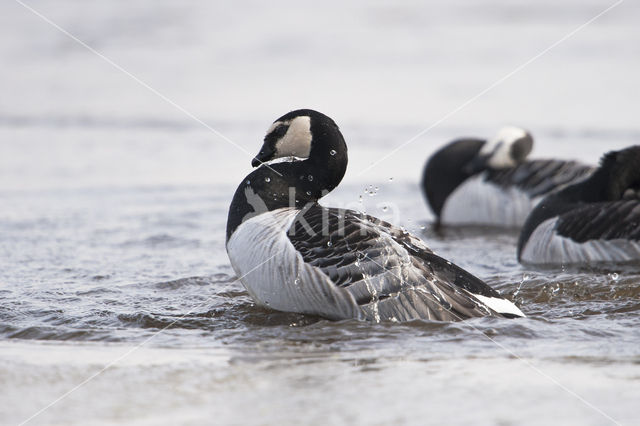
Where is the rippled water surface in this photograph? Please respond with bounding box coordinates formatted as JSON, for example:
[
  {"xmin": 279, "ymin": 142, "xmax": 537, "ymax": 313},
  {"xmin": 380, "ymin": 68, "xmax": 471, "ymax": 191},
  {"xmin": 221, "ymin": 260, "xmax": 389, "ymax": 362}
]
[{"xmin": 2, "ymin": 1, "xmax": 640, "ymax": 425}]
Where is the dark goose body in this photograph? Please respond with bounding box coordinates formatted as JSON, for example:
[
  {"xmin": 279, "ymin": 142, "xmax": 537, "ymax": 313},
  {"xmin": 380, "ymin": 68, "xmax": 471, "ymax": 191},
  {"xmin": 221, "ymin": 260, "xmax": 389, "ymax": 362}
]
[
  {"xmin": 422, "ymin": 128, "xmax": 593, "ymax": 227},
  {"xmin": 518, "ymin": 145, "xmax": 640, "ymax": 265},
  {"xmin": 226, "ymin": 110, "xmax": 524, "ymax": 321}
]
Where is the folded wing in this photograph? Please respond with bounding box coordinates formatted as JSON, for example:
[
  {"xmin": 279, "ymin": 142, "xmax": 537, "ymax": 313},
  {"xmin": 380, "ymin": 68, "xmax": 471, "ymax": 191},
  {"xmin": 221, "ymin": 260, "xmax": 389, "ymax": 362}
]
[{"xmin": 288, "ymin": 205, "xmax": 524, "ymax": 321}]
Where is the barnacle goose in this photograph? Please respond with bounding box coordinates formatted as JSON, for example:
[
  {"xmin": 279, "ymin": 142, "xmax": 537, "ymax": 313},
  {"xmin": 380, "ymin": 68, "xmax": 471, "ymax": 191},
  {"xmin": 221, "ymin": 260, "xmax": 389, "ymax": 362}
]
[
  {"xmin": 422, "ymin": 127, "xmax": 593, "ymax": 227},
  {"xmin": 226, "ymin": 109, "xmax": 524, "ymax": 321},
  {"xmin": 518, "ymin": 145, "xmax": 640, "ymax": 265}
]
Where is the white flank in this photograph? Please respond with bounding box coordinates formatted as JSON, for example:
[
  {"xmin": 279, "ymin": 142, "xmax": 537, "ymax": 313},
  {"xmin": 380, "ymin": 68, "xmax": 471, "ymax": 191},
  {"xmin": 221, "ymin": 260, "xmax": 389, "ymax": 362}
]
[
  {"xmin": 471, "ymin": 293, "xmax": 525, "ymax": 317},
  {"xmin": 520, "ymin": 218, "xmax": 640, "ymax": 264},
  {"xmin": 228, "ymin": 207, "xmax": 528, "ymax": 321},
  {"xmin": 440, "ymin": 174, "xmax": 539, "ymax": 227},
  {"xmin": 226, "ymin": 208, "xmax": 363, "ymax": 320}
]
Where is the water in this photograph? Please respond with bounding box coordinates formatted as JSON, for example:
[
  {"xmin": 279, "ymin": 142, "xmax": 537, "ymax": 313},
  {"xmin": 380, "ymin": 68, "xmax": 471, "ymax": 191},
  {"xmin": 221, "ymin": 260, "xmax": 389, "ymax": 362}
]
[{"xmin": 2, "ymin": 0, "xmax": 640, "ymax": 425}]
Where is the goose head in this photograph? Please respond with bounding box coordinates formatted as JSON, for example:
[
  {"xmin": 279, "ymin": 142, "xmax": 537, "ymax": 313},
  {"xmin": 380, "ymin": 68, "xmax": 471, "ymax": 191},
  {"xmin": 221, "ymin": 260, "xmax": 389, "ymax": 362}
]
[
  {"xmin": 465, "ymin": 126, "xmax": 533, "ymax": 174},
  {"xmin": 251, "ymin": 109, "xmax": 348, "ymax": 194}
]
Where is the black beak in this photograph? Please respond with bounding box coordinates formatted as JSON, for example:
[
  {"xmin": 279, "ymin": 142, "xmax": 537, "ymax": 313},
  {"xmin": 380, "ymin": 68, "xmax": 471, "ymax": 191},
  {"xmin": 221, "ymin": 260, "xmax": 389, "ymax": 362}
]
[{"xmin": 251, "ymin": 143, "xmax": 276, "ymax": 168}]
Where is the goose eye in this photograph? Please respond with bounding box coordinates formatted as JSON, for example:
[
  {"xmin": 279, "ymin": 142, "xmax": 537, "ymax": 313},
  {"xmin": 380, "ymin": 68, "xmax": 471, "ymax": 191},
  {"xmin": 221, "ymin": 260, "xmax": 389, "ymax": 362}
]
[{"xmin": 267, "ymin": 124, "xmax": 289, "ymax": 142}]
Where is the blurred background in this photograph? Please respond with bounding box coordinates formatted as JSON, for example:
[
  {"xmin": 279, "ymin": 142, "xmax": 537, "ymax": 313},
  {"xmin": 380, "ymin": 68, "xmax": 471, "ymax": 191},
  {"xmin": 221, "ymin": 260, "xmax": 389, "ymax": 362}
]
[
  {"xmin": 1, "ymin": 1, "xmax": 639, "ymax": 425},
  {"xmin": 1, "ymin": 0, "xmax": 639, "ymax": 191}
]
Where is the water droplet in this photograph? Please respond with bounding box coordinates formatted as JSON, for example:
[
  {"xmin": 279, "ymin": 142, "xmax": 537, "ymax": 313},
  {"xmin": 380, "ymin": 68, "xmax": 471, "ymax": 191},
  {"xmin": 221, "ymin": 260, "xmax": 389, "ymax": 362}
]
[
  {"xmin": 306, "ymin": 191, "xmax": 312, "ymax": 196},
  {"xmin": 294, "ymin": 278, "xmax": 300, "ymax": 286},
  {"xmin": 327, "ymin": 241, "xmax": 332, "ymax": 247},
  {"xmin": 264, "ymin": 177, "xmax": 271, "ymax": 183},
  {"xmin": 420, "ymin": 225, "xmax": 426, "ymax": 230},
  {"xmin": 389, "ymin": 177, "xmax": 394, "ymax": 181},
  {"xmin": 308, "ymin": 175, "xmax": 314, "ymax": 181},
  {"xmin": 329, "ymin": 149, "xmax": 337, "ymax": 156},
  {"xmin": 382, "ymin": 206, "xmax": 388, "ymax": 212},
  {"xmin": 358, "ymin": 195, "xmax": 363, "ymax": 202},
  {"xmin": 245, "ymin": 180, "xmax": 251, "ymax": 185},
  {"xmin": 610, "ymin": 272, "xmax": 619, "ymax": 281}
]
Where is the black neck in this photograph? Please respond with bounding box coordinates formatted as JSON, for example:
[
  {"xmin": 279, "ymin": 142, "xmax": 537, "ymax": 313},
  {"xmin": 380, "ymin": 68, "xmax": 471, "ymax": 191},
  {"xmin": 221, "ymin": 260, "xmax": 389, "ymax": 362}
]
[
  {"xmin": 422, "ymin": 138, "xmax": 485, "ymax": 219},
  {"xmin": 226, "ymin": 123, "xmax": 347, "ymax": 241},
  {"xmin": 587, "ymin": 147, "xmax": 640, "ymax": 201}
]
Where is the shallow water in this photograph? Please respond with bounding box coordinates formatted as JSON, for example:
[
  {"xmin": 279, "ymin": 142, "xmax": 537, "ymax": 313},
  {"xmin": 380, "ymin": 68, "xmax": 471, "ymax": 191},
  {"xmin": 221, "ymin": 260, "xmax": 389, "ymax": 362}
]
[{"xmin": 2, "ymin": 1, "xmax": 640, "ymax": 425}]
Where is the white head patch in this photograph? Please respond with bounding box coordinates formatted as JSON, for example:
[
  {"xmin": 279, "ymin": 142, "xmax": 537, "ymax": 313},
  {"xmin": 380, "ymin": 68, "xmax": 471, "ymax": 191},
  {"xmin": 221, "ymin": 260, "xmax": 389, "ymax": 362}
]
[
  {"xmin": 481, "ymin": 126, "xmax": 531, "ymax": 168},
  {"xmin": 267, "ymin": 116, "xmax": 312, "ymax": 160}
]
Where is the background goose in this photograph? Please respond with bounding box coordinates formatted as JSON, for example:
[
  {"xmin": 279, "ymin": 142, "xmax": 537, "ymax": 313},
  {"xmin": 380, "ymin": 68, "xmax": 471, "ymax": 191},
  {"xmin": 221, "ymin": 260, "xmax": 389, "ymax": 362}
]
[
  {"xmin": 518, "ymin": 145, "xmax": 640, "ymax": 265},
  {"xmin": 226, "ymin": 109, "xmax": 524, "ymax": 322},
  {"xmin": 422, "ymin": 127, "xmax": 594, "ymax": 227}
]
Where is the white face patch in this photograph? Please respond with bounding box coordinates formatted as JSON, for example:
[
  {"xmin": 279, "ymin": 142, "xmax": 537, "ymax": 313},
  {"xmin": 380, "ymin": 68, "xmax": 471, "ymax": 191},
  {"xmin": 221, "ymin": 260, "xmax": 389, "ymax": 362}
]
[
  {"xmin": 268, "ymin": 116, "xmax": 312, "ymax": 160},
  {"xmin": 481, "ymin": 126, "xmax": 530, "ymax": 168}
]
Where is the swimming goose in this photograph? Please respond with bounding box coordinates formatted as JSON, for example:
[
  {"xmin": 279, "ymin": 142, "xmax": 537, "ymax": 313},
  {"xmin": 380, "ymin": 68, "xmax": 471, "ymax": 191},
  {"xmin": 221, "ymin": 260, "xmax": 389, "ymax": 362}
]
[
  {"xmin": 226, "ymin": 109, "xmax": 524, "ymax": 321},
  {"xmin": 518, "ymin": 145, "xmax": 640, "ymax": 265},
  {"xmin": 422, "ymin": 127, "xmax": 593, "ymax": 227}
]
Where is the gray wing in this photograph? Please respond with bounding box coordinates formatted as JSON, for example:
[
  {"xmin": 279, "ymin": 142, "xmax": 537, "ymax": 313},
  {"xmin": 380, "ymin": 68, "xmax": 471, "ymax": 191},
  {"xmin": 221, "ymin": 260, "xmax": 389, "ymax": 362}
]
[
  {"xmin": 288, "ymin": 204, "xmax": 523, "ymax": 321},
  {"xmin": 555, "ymin": 200, "xmax": 640, "ymax": 242},
  {"xmin": 486, "ymin": 159, "xmax": 594, "ymax": 198}
]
